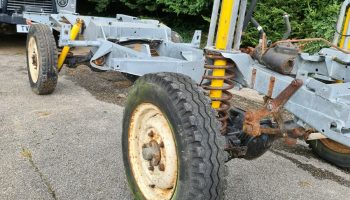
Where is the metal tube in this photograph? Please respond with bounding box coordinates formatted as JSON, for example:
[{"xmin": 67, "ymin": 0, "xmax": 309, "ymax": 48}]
[
  {"xmin": 282, "ymin": 13, "xmax": 291, "ymax": 40},
  {"xmin": 226, "ymin": 0, "xmax": 241, "ymax": 50},
  {"xmin": 233, "ymin": 0, "xmax": 247, "ymax": 50},
  {"xmin": 210, "ymin": 0, "xmax": 235, "ymax": 109},
  {"xmin": 57, "ymin": 19, "xmax": 83, "ymax": 71},
  {"xmin": 65, "ymin": 40, "xmax": 101, "ymax": 47},
  {"xmin": 333, "ymin": 0, "xmax": 350, "ymax": 45},
  {"xmin": 340, "ymin": 8, "xmax": 350, "ymax": 48},
  {"xmin": 346, "ymin": 18, "xmax": 350, "ymax": 49},
  {"xmin": 243, "ymin": 0, "xmax": 258, "ymax": 31},
  {"xmin": 206, "ymin": 0, "xmax": 221, "ymax": 47}
]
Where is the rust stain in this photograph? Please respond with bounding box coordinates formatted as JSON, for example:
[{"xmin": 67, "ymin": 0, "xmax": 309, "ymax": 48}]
[
  {"xmin": 320, "ymin": 139, "xmax": 350, "ymax": 154},
  {"xmin": 267, "ymin": 76, "xmax": 276, "ymax": 98},
  {"xmin": 243, "ymin": 79, "xmax": 303, "ymax": 137},
  {"xmin": 133, "ymin": 44, "xmax": 142, "ymax": 52}
]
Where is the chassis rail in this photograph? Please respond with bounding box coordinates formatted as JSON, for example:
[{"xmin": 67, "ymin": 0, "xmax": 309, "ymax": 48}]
[
  {"xmin": 23, "ymin": 11, "xmax": 350, "ymax": 148},
  {"xmin": 23, "ymin": 12, "xmax": 205, "ymax": 82}
]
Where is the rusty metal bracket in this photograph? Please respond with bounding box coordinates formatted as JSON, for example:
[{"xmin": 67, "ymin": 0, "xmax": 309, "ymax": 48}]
[{"xmin": 243, "ymin": 79, "xmax": 304, "ymax": 137}]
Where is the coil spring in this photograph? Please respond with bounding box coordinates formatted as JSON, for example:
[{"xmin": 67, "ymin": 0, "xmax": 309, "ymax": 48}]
[{"xmin": 201, "ymin": 53, "xmax": 235, "ymax": 134}]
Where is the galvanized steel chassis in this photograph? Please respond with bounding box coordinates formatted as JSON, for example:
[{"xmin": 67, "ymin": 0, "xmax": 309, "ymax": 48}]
[
  {"xmin": 24, "ymin": 12, "xmax": 205, "ymax": 83},
  {"xmin": 24, "ymin": 9, "xmax": 350, "ymax": 148}
]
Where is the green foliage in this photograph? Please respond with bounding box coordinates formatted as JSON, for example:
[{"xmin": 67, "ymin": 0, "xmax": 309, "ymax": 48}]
[
  {"xmin": 88, "ymin": 0, "xmax": 210, "ymax": 15},
  {"xmin": 87, "ymin": 0, "xmax": 112, "ymax": 13},
  {"xmin": 85, "ymin": 0, "xmax": 343, "ymax": 52},
  {"xmin": 119, "ymin": 0, "xmax": 158, "ymax": 12},
  {"xmin": 243, "ymin": 0, "xmax": 341, "ymax": 52},
  {"xmin": 156, "ymin": 0, "xmax": 209, "ymax": 15}
]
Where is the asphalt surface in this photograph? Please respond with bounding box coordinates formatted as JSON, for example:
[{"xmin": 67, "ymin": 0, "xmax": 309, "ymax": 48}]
[{"xmin": 0, "ymin": 34, "xmax": 350, "ymax": 200}]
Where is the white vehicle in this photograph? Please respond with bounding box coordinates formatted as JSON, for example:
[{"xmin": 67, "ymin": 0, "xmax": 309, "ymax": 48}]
[{"xmin": 0, "ymin": 0, "xmax": 76, "ymax": 32}]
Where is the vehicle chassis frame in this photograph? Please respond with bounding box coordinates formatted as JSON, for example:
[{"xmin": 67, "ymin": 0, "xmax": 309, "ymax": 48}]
[
  {"xmin": 24, "ymin": 12, "xmax": 205, "ymax": 83},
  {"xmin": 23, "ymin": 11, "xmax": 350, "ymax": 148}
]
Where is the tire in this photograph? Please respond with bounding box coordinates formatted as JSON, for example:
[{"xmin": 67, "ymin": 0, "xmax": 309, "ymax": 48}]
[
  {"xmin": 309, "ymin": 139, "xmax": 350, "ymax": 169},
  {"xmin": 121, "ymin": 73, "xmax": 139, "ymax": 82},
  {"xmin": 171, "ymin": 31, "xmax": 184, "ymax": 43},
  {"xmin": 26, "ymin": 24, "xmax": 58, "ymax": 95},
  {"xmin": 123, "ymin": 73, "xmax": 227, "ymax": 200}
]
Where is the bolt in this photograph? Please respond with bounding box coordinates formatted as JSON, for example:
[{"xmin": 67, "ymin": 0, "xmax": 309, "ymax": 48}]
[
  {"xmin": 148, "ymin": 166, "xmax": 154, "ymax": 171},
  {"xmin": 159, "ymin": 163, "xmax": 165, "ymax": 171},
  {"xmin": 159, "ymin": 141, "xmax": 164, "ymax": 148},
  {"xmin": 149, "ymin": 184, "xmax": 155, "ymax": 188},
  {"xmin": 267, "ymin": 103, "xmax": 274, "ymax": 111},
  {"xmin": 148, "ymin": 131, "xmax": 154, "ymax": 138}
]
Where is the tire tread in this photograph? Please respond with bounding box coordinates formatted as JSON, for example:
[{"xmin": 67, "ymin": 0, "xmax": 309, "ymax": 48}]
[
  {"xmin": 27, "ymin": 24, "xmax": 58, "ymax": 95},
  {"xmin": 137, "ymin": 73, "xmax": 227, "ymax": 200}
]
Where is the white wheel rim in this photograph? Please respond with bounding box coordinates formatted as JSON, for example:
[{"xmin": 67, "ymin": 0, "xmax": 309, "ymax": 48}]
[
  {"xmin": 28, "ymin": 37, "xmax": 40, "ymax": 83},
  {"xmin": 128, "ymin": 103, "xmax": 178, "ymax": 200}
]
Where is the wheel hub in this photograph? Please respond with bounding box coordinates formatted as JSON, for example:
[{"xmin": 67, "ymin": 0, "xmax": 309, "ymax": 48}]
[
  {"xmin": 32, "ymin": 53, "xmax": 38, "ymax": 69},
  {"xmin": 142, "ymin": 139, "xmax": 162, "ymax": 167},
  {"xmin": 128, "ymin": 103, "xmax": 178, "ymax": 200}
]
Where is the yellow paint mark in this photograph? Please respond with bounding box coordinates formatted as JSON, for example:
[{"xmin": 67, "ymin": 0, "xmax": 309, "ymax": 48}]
[
  {"xmin": 21, "ymin": 148, "xmax": 32, "ymax": 159},
  {"xmin": 37, "ymin": 111, "xmax": 52, "ymax": 117},
  {"xmin": 341, "ymin": 8, "xmax": 350, "ymax": 48},
  {"xmin": 336, "ymin": 80, "xmax": 344, "ymax": 84}
]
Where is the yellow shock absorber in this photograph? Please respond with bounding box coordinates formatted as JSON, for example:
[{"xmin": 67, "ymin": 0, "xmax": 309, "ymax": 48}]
[
  {"xmin": 337, "ymin": 8, "xmax": 350, "ymax": 83},
  {"xmin": 210, "ymin": 0, "xmax": 235, "ymax": 109},
  {"xmin": 340, "ymin": 8, "xmax": 350, "ymax": 49},
  {"xmin": 57, "ymin": 19, "xmax": 84, "ymax": 71}
]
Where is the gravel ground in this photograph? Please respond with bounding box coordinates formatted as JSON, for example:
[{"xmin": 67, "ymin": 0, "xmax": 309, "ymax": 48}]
[{"xmin": 0, "ymin": 34, "xmax": 349, "ymax": 200}]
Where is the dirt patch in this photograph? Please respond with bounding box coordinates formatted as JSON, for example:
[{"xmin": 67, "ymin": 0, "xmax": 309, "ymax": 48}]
[{"xmin": 62, "ymin": 65, "xmax": 133, "ymax": 106}]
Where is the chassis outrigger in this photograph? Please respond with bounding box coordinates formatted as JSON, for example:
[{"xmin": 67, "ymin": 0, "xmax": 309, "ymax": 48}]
[{"xmin": 24, "ymin": 0, "xmax": 350, "ymax": 199}]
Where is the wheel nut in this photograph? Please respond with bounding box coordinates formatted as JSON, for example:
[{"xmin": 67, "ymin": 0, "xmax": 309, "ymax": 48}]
[
  {"xmin": 159, "ymin": 141, "xmax": 164, "ymax": 148},
  {"xmin": 149, "ymin": 184, "xmax": 155, "ymax": 188},
  {"xmin": 148, "ymin": 131, "xmax": 154, "ymax": 137},
  {"xmin": 159, "ymin": 163, "xmax": 165, "ymax": 171},
  {"xmin": 148, "ymin": 166, "xmax": 154, "ymax": 171}
]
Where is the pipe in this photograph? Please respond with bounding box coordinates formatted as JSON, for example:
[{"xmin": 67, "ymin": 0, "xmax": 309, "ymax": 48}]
[
  {"xmin": 268, "ymin": 38, "xmax": 350, "ymax": 55},
  {"xmin": 226, "ymin": 0, "xmax": 241, "ymax": 50},
  {"xmin": 333, "ymin": 56, "xmax": 350, "ymax": 65},
  {"xmin": 282, "ymin": 13, "xmax": 291, "ymax": 40},
  {"xmin": 251, "ymin": 18, "xmax": 264, "ymax": 36},
  {"xmin": 57, "ymin": 19, "xmax": 83, "ymax": 71},
  {"xmin": 242, "ymin": 0, "xmax": 258, "ymax": 31},
  {"xmin": 233, "ymin": 0, "xmax": 247, "ymax": 50},
  {"xmin": 207, "ymin": 0, "xmax": 221, "ymax": 47},
  {"xmin": 64, "ymin": 40, "xmax": 101, "ymax": 47}
]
